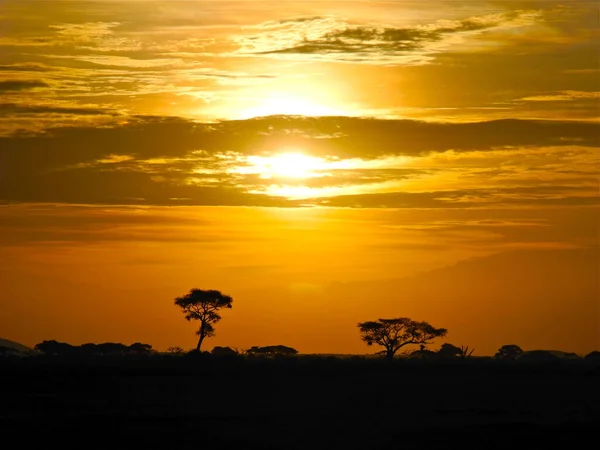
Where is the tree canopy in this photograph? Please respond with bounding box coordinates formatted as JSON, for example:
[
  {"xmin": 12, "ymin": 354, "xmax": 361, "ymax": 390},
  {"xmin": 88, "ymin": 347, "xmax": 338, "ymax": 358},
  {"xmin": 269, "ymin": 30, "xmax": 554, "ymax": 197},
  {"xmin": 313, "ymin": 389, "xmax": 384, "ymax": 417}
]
[
  {"xmin": 437, "ymin": 343, "xmax": 474, "ymax": 359},
  {"xmin": 174, "ymin": 288, "xmax": 233, "ymax": 352},
  {"xmin": 437, "ymin": 343, "xmax": 463, "ymax": 359},
  {"xmin": 494, "ymin": 344, "xmax": 523, "ymax": 361},
  {"xmin": 358, "ymin": 317, "xmax": 447, "ymax": 359},
  {"xmin": 211, "ymin": 346, "xmax": 239, "ymax": 357}
]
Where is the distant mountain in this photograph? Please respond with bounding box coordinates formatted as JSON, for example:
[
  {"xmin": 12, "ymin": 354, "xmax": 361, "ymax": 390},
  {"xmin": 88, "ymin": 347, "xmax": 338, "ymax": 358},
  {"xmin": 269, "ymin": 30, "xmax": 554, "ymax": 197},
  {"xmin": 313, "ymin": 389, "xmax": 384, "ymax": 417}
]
[
  {"xmin": 325, "ymin": 247, "xmax": 599, "ymax": 356},
  {"xmin": 517, "ymin": 350, "xmax": 583, "ymax": 363},
  {"xmin": 540, "ymin": 350, "xmax": 582, "ymax": 360},
  {"xmin": 0, "ymin": 338, "xmax": 35, "ymax": 355}
]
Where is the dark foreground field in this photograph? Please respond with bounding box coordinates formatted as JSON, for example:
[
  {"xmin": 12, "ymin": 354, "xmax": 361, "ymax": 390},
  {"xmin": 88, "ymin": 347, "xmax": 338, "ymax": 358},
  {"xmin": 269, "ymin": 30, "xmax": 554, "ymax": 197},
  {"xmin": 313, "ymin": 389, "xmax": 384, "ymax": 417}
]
[{"xmin": 1, "ymin": 355, "xmax": 598, "ymax": 449}]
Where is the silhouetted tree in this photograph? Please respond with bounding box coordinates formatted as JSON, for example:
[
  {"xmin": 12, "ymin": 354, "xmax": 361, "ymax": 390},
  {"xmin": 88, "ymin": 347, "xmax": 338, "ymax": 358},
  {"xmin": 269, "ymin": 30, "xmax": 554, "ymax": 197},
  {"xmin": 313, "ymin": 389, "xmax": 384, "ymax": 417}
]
[
  {"xmin": 166, "ymin": 346, "xmax": 185, "ymax": 355},
  {"xmin": 128, "ymin": 343, "xmax": 153, "ymax": 355},
  {"xmin": 211, "ymin": 346, "xmax": 238, "ymax": 357},
  {"xmin": 408, "ymin": 344, "xmax": 436, "ymax": 360},
  {"xmin": 357, "ymin": 318, "xmax": 447, "ymax": 360},
  {"xmin": 436, "ymin": 344, "xmax": 475, "ymax": 359},
  {"xmin": 84, "ymin": 342, "xmax": 128, "ymax": 356},
  {"xmin": 34, "ymin": 340, "xmax": 77, "ymax": 356},
  {"xmin": 174, "ymin": 288, "xmax": 233, "ymax": 352},
  {"xmin": 437, "ymin": 343, "xmax": 463, "ymax": 359},
  {"xmin": 246, "ymin": 345, "xmax": 298, "ymax": 357},
  {"xmin": 495, "ymin": 344, "xmax": 523, "ymax": 361}
]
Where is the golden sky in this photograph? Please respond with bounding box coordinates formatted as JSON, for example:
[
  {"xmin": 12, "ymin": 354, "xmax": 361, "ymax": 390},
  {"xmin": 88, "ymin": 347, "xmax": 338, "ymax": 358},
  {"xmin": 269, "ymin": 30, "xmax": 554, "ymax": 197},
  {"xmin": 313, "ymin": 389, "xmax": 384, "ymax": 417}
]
[{"xmin": 0, "ymin": 0, "xmax": 598, "ymax": 356}]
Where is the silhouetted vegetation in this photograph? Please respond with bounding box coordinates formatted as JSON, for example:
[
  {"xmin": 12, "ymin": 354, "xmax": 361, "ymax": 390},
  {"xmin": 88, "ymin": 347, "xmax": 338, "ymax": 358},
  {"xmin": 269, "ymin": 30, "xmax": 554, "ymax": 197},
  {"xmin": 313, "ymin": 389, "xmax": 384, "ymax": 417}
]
[
  {"xmin": 1, "ymin": 342, "xmax": 597, "ymax": 450},
  {"xmin": 585, "ymin": 351, "xmax": 600, "ymax": 365},
  {"xmin": 408, "ymin": 344, "xmax": 437, "ymax": 360},
  {"xmin": 495, "ymin": 344, "xmax": 524, "ymax": 361},
  {"xmin": 358, "ymin": 317, "xmax": 447, "ymax": 359},
  {"xmin": 437, "ymin": 343, "xmax": 474, "ymax": 359},
  {"xmin": 0, "ymin": 346, "xmax": 15, "ymax": 357},
  {"xmin": 517, "ymin": 349, "xmax": 582, "ymax": 364},
  {"xmin": 166, "ymin": 346, "xmax": 185, "ymax": 355},
  {"xmin": 2, "ymin": 312, "xmax": 597, "ymax": 450},
  {"xmin": 174, "ymin": 288, "xmax": 233, "ymax": 352},
  {"xmin": 246, "ymin": 345, "xmax": 298, "ymax": 357},
  {"xmin": 211, "ymin": 346, "xmax": 240, "ymax": 357},
  {"xmin": 34, "ymin": 340, "xmax": 154, "ymax": 357}
]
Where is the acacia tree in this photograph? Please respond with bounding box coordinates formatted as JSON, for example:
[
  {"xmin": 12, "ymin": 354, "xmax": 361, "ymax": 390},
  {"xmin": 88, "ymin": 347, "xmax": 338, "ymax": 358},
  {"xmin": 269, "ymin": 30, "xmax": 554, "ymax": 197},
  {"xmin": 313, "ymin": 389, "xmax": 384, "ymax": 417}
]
[
  {"xmin": 174, "ymin": 288, "xmax": 233, "ymax": 352},
  {"xmin": 358, "ymin": 318, "xmax": 447, "ymax": 360}
]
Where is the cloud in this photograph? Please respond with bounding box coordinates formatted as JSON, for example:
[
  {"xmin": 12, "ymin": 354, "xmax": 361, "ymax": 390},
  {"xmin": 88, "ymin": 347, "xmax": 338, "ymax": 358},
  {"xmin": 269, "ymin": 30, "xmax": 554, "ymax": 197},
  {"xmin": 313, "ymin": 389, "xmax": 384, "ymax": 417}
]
[
  {"xmin": 233, "ymin": 11, "xmax": 542, "ymax": 65},
  {"xmin": 308, "ymin": 187, "xmax": 598, "ymax": 209},
  {"xmin": 0, "ymin": 103, "xmax": 119, "ymax": 116},
  {"xmin": 41, "ymin": 54, "xmax": 183, "ymax": 69},
  {"xmin": 0, "ymin": 116, "xmax": 597, "ymax": 208},
  {"xmin": 0, "ymin": 203, "xmax": 284, "ymax": 247},
  {"xmin": 49, "ymin": 22, "xmax": 143, "ymax": 52},
  {"xmin": 0, "ymin": 80, "xmax": 50, "ymax": 92},
  {"xmin": 0, "ymin": 2, "xmax": 595, "ymax": 127},
  {"xmin": 520, "ymin": 91, "xmax": 600, "ymax": 101},
  {"xmin": 0, "ymin": 64, "xmax": 54, "ymax": 72},
  {"xmin": 49, "ymin": 22, "xmax": 121, "ymax": 39}
]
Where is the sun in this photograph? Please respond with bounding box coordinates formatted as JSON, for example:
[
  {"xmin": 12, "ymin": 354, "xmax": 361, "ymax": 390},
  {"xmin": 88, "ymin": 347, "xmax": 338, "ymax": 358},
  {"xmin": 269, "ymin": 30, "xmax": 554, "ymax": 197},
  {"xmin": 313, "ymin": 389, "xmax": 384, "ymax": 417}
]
[
  {"xmin": 236, "ymin": 152, "xmax": 327, "ymax": 179},
  {"xmin": 265, "ymin": 153, "xmax": 323, "ymax": 178},
  {"xmin": 236, "ymin": 93, "xmax": 345, "ymax": 119},
  {"xmin": 253, "ymin": 153, "xmax": 325, "ymax": 179}
]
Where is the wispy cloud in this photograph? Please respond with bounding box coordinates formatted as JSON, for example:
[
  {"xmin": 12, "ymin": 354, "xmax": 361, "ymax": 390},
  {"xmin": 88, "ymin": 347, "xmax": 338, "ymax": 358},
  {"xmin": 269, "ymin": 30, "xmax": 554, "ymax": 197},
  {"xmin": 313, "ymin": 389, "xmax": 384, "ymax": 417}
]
[
  {"xmin": 233, "ymin": 12, "xmax": 542, "ymax": 65},
  {"xmin": 49, "ymin": 22, "xmax": 143, "ymax": 52},
  {"xmin": 0, "ymin": 102, "xmax": 120, "ymax": 116},
  {"xmin": 0, "ymin": 64, "xmax": 54, "ymax": 72},
  {"xmin": 41, "ymin": 54, "xmax": 183, "ymax": 68},
  {"xmin": 0, "ymin": 80, "xmax": 50, "ymax": 92},
  {"xmin": 520, "ymin": 91, "xmax": 600, "ymax": 101}
]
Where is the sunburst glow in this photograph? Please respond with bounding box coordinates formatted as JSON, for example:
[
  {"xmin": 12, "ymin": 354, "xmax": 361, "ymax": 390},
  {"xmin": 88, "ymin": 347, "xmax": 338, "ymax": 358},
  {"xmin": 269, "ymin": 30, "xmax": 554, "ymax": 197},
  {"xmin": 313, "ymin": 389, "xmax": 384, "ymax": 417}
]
[
  {"xmin": 237, "ymin": 152, "xmax": 328, "ymax": 179},
  {"xmin": 237, "ymin": 93, "xmax": 345, "ymax": 119}
]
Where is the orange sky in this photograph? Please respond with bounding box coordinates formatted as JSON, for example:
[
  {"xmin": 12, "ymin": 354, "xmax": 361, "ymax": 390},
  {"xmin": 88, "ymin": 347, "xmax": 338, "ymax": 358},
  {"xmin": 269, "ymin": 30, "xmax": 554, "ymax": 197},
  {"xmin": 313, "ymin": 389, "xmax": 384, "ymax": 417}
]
[{"xmin": 0, "ymin": 1, "xmax": 598, "ymax": 356}]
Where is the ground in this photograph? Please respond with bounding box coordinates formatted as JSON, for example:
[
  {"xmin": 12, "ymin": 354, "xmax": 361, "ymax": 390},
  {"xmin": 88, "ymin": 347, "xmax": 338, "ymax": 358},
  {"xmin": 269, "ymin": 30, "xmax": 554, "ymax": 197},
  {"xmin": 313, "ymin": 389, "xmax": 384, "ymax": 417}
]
[{"xmin": 1, "ymin": 356, "xmax": 597, "ymax": 449}]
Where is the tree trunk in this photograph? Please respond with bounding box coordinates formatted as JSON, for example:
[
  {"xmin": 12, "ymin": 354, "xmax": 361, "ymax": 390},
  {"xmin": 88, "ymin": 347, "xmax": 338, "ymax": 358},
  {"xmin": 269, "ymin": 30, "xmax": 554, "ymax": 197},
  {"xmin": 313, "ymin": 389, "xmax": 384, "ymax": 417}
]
[
  {"xmin": 385, "ymin": 348, "xmax": 395, "ymax": 360},
  {"xmin": 196, "ymin": 331, "xmax": 205, "ymax": 352}
]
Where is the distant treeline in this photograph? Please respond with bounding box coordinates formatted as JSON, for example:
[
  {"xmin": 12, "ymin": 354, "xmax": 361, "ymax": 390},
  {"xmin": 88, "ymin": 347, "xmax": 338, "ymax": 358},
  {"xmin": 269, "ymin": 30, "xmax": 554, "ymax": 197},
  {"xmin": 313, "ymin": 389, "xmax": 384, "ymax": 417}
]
[
  {"xmin": 32, "ymin": 340, "xmax": 154, "ymax": 357},
  {"xmin": 1, "ymin": 340, "xmax": 597, "ymax": 367}
]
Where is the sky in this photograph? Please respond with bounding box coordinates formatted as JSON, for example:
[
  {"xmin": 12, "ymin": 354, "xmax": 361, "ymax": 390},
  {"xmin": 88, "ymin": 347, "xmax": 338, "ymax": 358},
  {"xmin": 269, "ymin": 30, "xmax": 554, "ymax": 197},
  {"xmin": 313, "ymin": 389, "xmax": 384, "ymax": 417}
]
[{"xmin": 0, "ymin": 0, "xmax": 598, "ymax": 356}]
